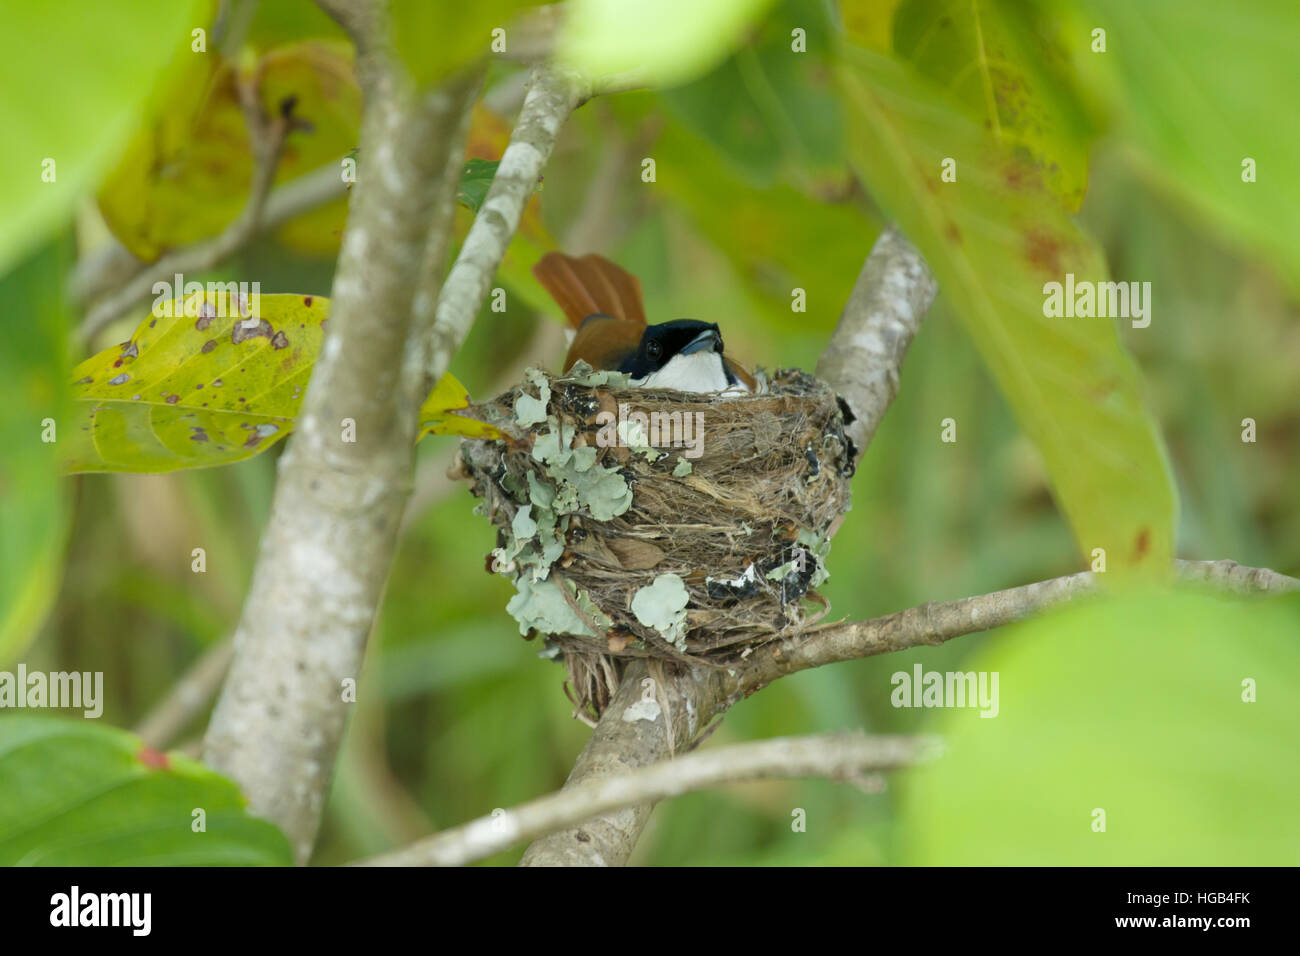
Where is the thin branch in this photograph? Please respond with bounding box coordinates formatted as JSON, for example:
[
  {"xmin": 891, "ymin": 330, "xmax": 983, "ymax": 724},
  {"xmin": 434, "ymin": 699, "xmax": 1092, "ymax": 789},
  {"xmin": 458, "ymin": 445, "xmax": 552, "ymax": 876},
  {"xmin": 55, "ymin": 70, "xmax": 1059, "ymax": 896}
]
[
  {"xmin": 77, "ymin": 112, "xmax": 346, "ymax": 346},
  {"xmin": 520, "ymin": 225, "xmax": 938, "ymax": 866},
  {"xmin": 422, "ymin": 62, "xmax": 590, "ymax": 390},
  {"xmin": 134, "ymin": 639, "xmax": 234, "ymax": 750},
  {"xmin": 728, "ymin": 559, "xmax": 1300, "ymax": 700},
  {"xmin": 358, "ymin": 732, "xmax": 938, "ymax": 866}
]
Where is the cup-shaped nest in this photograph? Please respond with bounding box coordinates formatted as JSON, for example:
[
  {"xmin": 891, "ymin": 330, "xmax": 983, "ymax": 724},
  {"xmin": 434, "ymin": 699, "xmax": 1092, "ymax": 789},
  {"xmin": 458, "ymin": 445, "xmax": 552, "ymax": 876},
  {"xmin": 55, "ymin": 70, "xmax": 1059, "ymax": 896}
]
[{"xmin": 453, "ymin": 366, "xmax": 854, "ymax": 715}]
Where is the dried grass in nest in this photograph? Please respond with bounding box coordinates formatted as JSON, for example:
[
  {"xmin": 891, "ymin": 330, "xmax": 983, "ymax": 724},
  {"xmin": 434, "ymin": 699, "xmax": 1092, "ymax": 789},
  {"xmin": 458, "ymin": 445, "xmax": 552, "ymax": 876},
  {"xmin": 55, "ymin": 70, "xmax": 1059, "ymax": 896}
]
[{"xmin": 453, "ymin": 367, "xmax": 854, "ymax": 719}]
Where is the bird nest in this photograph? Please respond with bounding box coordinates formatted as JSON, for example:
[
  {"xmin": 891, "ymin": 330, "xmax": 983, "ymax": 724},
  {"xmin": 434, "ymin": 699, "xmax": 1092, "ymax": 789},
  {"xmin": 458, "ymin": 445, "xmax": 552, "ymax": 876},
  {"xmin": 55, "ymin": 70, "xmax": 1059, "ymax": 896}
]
[{"xmin": 452, "ymin": 364, "xmax": 854, "ymax": 717}]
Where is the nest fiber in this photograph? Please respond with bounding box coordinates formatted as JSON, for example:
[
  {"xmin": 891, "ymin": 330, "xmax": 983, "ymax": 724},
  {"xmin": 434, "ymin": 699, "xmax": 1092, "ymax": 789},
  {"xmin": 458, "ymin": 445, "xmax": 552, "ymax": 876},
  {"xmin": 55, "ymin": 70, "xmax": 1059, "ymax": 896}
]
[{"xmin": 455, "ymin": 366, "xmax": 854, "ymax": 715}]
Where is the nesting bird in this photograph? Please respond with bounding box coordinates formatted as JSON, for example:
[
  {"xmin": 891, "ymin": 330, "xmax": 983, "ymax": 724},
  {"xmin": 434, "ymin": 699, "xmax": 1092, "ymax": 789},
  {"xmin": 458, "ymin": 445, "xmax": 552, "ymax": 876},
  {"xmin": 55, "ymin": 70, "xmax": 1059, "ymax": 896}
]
[{"xmin": 533, "ymin": 252, "xmax": 756, "ymax": 394}]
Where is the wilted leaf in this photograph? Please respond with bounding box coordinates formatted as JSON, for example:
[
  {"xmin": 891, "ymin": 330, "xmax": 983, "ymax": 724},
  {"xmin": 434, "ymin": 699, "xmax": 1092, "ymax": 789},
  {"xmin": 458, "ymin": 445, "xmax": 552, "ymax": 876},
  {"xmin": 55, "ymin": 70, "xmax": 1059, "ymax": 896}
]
[
  {"xmin": 97, "ymin": 41, "xmax": 359, "ymax": 261},
  {"xmin": 418, "ymin": 373, "xmax": 504, "ymax": 440},
  {"xmin": 0, "ymin": 716, "xmax": 291, "ymax": 865},
  {"xmin": 838, "ymin": 48, "xmax": 1176, "ymax": 575},
  {"xmin": 64, "ymin": 292, "xmax": 488, "ymax": 471}
]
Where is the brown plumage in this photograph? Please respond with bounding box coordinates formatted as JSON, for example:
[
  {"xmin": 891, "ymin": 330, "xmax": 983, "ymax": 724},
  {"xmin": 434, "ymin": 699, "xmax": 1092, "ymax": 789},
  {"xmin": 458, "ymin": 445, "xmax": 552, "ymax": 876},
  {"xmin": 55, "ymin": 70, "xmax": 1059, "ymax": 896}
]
[
  {"xmin": 533, "ymin": 252, "xmax": 646, "ymax": 329},
  {"xmin": 533, "ymin": 251, "xmax": 756, "ymax": 391}
]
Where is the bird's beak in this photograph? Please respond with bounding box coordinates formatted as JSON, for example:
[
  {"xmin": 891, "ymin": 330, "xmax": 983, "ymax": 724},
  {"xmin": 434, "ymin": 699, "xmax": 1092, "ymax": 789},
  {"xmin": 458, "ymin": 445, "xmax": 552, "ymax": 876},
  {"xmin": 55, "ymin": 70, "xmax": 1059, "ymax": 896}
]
[{"xmin": 679, "ymin": 328, "xmax": 720, "ymax": 355}]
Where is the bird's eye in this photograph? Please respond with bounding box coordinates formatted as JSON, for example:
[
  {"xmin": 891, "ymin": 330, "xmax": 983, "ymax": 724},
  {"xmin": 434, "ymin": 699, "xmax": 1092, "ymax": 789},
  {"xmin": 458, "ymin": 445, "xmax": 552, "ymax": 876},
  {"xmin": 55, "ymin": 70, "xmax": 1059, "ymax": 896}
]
[{"xmin": 646, "ymin": 340, "xmax": 662, "ymax": 360}]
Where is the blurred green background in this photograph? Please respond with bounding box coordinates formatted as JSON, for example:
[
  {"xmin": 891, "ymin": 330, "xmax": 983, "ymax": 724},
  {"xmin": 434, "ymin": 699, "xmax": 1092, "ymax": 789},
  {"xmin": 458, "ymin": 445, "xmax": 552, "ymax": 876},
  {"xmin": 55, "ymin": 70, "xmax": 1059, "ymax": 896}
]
[{"xmin": 2, "ymin": 0, "xmax": 1297, "ymax": 865}]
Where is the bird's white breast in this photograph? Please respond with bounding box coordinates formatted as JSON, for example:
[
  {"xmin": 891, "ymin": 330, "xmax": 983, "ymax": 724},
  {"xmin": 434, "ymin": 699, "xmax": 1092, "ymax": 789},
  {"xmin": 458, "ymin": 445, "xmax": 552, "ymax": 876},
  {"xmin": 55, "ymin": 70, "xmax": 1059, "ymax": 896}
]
[{"xmin": 632, "ymin": 351, "xmax": 747, "ymax": 394}]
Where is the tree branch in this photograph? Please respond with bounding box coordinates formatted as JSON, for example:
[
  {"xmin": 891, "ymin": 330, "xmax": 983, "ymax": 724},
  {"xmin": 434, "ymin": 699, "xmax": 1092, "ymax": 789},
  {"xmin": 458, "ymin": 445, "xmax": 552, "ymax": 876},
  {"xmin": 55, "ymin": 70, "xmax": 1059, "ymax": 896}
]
[
  {"xmin": 816, "ymin": 224, "xmax": 937, "ymax": 463},
  {"xmin": 520, "ymin": 226, "xmax": 939, "ymax": 866},
  {"xmin": 422, "ymin": 62, "xmax": 590, "ymax": 390},
  {"xmin": 359, "ymin": 732, "xmax": 938, "ymax": 866},
  {"xmin": 201, "ymin": 15, "xmax": 482, "ymax": 861},
  {"xmin": 726, "ymin": 559, "xmax": 1300, "ymax": 700}
]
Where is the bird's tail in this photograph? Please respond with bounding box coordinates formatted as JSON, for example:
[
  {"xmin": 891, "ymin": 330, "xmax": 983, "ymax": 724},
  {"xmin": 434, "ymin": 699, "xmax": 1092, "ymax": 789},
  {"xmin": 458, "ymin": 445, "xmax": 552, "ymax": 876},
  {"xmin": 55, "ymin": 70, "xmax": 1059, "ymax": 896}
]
[{"xmin": 533, "ymin": 252, "xmax": 646, "ymax": 329}]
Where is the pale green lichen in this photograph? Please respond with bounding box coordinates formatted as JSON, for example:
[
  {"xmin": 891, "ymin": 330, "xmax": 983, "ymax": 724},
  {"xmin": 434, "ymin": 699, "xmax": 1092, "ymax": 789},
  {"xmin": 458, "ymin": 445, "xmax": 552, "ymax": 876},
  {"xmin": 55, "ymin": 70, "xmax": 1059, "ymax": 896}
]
[
  {"xmin": 796, "ymin": 527, "xmax": 832, "ymax": 587},
  {"xmin": 497, "ymin": 384, "xmax": 635, "ymax": 636},
  {"xmin": 672, "ymin": 457, "xmax": 693, "ymax": 477},
  {"xmin": 631, "ymin": 573, "xmax": 690, "ymax": 650},
  {"xmin": 506, "ymin": 576, "xmax": 611, "ymax": 638},
  {"xmin": 560, "ymin": 360, "xmax": 632, "ymax": 389},
  {"xmin": 513, "ymin": 368, "xmax": 551, "ymax": 426}
]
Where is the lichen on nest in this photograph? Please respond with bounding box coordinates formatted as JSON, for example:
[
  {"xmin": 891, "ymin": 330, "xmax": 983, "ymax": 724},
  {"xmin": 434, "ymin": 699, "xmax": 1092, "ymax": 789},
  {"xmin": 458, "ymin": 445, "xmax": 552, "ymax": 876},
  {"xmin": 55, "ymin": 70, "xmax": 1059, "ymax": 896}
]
[{"xmin": 452, "ymin": 363, "xmax": 855, "ymax": 717}]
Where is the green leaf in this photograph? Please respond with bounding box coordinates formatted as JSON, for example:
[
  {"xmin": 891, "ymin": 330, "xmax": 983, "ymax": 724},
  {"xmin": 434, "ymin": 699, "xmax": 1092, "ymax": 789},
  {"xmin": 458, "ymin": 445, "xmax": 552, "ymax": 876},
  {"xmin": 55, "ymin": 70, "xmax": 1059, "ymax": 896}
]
[
  {"xmin": 560, "ymin": 0, "xmax": 778, "ymax": 88},
  {"xmin": 457, "ymin": 157, "xmax": 499, "ymax": 213},
  {"xmin": 0, "ymin": 242, "xmax": 71, "ymax": 666},
  {"xmin": 1073, "ymin": 0, "xmax": 1300, "ymax": 291},
  {"xmin": 838, "ymin": 48, "xmax": 1176, "ymax": 575},
  {"xmin": 0, "ymin": 0, "xmax": 203, "ymax": 273},
  {"xmin": 0, "ymin": 716, "xmax": 291, "ymax": 865},
  {"xmin": 418, "ymin": 372, "xmax": 504, "ymax": 440},
  {"xmin": 390, "ymin": 0, "xmax": 543, "ymax": 88},
  {"xmin": 901, "ymin": 591, "xmax": 1300, "ymax": 864},
  {"xmin": 65, "ymin": 292, "xmax": 325, "ymax": 473},
  {"xmin": 660, "ymin": 0, "xmax": 844, "ymax": 185},
  {"xmin": 97, "ymin": 41, "xmax": 360, "ymax": 261},
  {"xmin": 889, "ymin": 0, "xmax": 1094, "ymax": 209}
]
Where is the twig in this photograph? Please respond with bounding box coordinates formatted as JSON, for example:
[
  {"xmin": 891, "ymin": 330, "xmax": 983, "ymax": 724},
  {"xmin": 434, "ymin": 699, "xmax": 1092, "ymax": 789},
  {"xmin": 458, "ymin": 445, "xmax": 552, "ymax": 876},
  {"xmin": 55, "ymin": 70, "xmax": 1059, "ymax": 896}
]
[
  {"xmin": 422, "ymin": 62, "xmax": 591, "ymax": 389},
  {"xmin": 728, "ymin": 559, "xmax": 1300, "ymax": 699},
  {"xmin": 77, "ymin": 89, "xmax": 337, "ymax": 346},
  {"xmin": 357, "ymin": 732, "xmax": 938, "ymax": 866},
  {"xmin": 134, "ymin": 639, "xmax": 234, "ymax": 750}
]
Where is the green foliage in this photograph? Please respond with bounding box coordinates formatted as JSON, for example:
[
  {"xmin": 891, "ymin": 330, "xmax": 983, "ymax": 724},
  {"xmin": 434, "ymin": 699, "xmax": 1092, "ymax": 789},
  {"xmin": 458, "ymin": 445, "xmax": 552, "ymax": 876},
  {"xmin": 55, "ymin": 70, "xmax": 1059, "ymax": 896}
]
[
  {"xmin": 0, "ymin": 243, "xmax": 70, "ymax": 666},
  {"xmin": 67, "ymin": 293, "xmax": 489, "ymax": 473},
  {"xmin": 891, "ymin": 0, "xmax": 1094, "ymax": 209},
  {"xmin": 6, "ymin": 0, "xmax": 1298, "ymax": 868},
  {"xmin": 901, "ymin": 591, "xmax": 1300, "ymax": 864},
  {"xmin": 560, "ymin": 0, "xmax": 777, "ymax": 88},
  {"xmin": 390, "ymin": 0, "xmax": 544, "ymax": 88},
  {"xmin": 457, "ymin": 158, "xmax": 500, "ymax": 213},
  {"xmin": 0, "ymin": 716, "xmax": 291, "ymax": 865},
  {"xmin": 839, "ymin": 48, "xmax": 1176, "ymax": 576},
  {"xmin": 0, "ymin": 0, "xmax": 203, "ymax": 273},
  {"xmin": 1073, "ymin": 0, "xmax": 1300, "ymax": 292}
]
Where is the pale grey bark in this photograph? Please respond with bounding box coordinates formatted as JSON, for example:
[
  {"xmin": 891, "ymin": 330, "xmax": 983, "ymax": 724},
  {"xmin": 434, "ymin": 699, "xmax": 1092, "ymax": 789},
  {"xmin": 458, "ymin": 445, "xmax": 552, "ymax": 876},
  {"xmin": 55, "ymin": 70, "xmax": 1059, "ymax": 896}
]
[
  {"xmin": 361, "ymin": 732, "xmax": 939, "ymax": 866},
  {"xmin": 816, "ymin": 225, "xmax": 937, "ymax": 462},
  {"xmin": 424, "ymin": 63, "xmax": 590, "ymax": 387},
  {"xmin": 201, "ymin": 2, "xmax": 481, "ymax": 860}
]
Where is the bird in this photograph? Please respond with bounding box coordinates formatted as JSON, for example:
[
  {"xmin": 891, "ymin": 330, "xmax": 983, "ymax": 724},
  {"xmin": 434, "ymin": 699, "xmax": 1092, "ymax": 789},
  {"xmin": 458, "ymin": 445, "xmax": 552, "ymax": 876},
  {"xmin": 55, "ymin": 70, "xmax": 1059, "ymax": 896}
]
[{"xmin": 532, "ymin": 252, "xmax": 756, "ymax": 394}]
